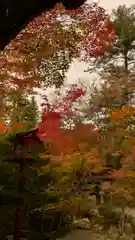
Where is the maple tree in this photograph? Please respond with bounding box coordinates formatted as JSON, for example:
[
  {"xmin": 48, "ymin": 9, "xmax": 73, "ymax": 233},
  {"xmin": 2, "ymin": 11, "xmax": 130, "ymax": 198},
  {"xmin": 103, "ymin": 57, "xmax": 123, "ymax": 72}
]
[
  {"xmin": 0, "ymin": 4, "xmax": 85, "ymax": 95},
  {"xmin": 76, "ymin": 2, "xmax": 116, "ymax": 61},
  {"xmin": 0, "ymin": 2, "xmax": 117, "ymax": 97},
  {"xmin": 37, "ymin": 85, "xmax": 86, "ymax": 153},
  {"xmin": 0, "ymin": 0, "xmax": 86, "ymax": 50}
]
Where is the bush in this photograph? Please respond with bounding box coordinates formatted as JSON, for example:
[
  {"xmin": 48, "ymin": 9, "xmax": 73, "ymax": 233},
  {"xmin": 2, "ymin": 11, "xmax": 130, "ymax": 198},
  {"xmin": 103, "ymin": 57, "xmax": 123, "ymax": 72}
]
[{"xmin": 98, "ymin": 204, "xmax": 121, "ymax": 227}]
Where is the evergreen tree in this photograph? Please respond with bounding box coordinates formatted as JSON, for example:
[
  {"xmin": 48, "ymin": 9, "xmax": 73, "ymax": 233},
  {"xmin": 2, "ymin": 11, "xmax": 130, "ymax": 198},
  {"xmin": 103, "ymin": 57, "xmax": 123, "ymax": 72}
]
[
  {"xmin": 0, "ymin": 128, "xmax": 52, "ymax": 239},
  {"xmin": 92, "ymin": 4, "xmax": 135, "ymax": 77},
  {"xmin": 24, "ymin": 96, "xmax": 39, "ymax": 129},
  {"xmin": 111, "ymin": 4, "xmax": 135, "ymax": 75},
  {"xmin": 8, "ymin": 91, "xmax": 39, "ymax": 131}
]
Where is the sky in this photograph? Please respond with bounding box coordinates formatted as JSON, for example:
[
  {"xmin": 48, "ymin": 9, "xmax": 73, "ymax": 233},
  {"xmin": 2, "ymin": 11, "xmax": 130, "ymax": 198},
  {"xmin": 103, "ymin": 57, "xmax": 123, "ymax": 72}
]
[
  {"xmin": 35, "ymin": 0, "xmax": 134, "ymax": 106},
  {"xmin": 92, "ymin": 0, "xmax": 134, "ymax": 13}
]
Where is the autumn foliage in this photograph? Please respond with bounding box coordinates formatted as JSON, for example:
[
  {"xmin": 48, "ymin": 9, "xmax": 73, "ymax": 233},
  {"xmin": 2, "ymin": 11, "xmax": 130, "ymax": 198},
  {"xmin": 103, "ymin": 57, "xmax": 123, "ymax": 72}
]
[
  {"xmin": 110, "ymin": 107, "xmax": 135, "ymax": 124},
  {"xmin": 1, "ymin": 86, "xmax": 135, "ymax": 181},
  {"xmin": 77, "ymin": 3, "xmax": 116, "ymax": 60},
  {"xmin": 2, "ymin": 3, "xmax": 135, "ymax": 239},
  {"xmin": 37, "ymin": 85, "xmax": 86, "ymax": 154},
  {"xmin": 0, "ymin": 0, "xmax": 86, "ymax": 50}
]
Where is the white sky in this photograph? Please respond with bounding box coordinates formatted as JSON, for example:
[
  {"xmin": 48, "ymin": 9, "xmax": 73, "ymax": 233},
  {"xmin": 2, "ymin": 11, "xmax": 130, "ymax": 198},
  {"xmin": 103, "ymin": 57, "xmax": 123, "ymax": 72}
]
[
  {"xmin": 92, "ymin": 0, "xmax": 134, "ymax": 13},
  {"xmin": 35, "ymin": 0, "xmax": 134, "ymax": 106}
]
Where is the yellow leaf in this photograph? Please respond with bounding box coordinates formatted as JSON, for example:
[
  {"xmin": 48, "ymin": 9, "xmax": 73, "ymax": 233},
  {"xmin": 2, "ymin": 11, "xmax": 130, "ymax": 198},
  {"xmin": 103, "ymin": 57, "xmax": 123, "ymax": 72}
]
[{"xmin": 127, "ymin": 171, "xmax": 135, "ymax": 177}]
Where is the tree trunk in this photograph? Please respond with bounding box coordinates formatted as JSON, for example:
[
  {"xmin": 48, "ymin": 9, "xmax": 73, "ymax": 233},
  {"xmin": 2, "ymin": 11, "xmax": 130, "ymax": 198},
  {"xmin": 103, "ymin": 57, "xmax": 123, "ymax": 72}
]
[
  {"xmin": 95, "ymin": 184, "xmax": 101, "ymax": 204},
  {"xmin": 14, "ymin": 160, "xmax": 27, "ymax": 240},
  {"xmin": 124, "ymin": 51, "xmax": 128, "ymax": 73}
]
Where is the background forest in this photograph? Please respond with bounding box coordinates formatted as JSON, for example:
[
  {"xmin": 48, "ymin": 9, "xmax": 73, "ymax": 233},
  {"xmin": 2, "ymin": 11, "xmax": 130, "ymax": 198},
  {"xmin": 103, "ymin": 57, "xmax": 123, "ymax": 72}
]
[{"xmin": 1, "ymin": 2, "xmax": 135, "ymax": 240}]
